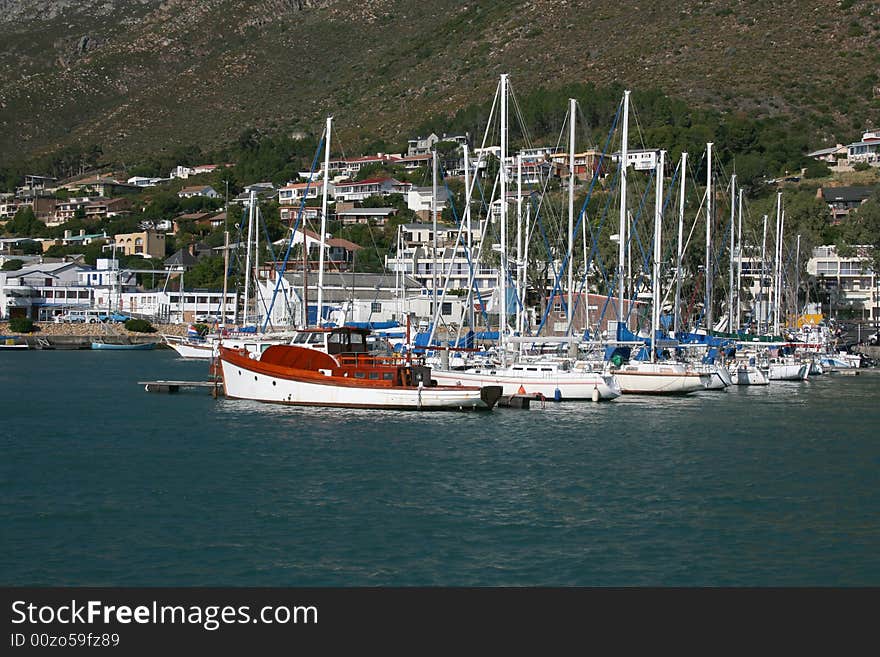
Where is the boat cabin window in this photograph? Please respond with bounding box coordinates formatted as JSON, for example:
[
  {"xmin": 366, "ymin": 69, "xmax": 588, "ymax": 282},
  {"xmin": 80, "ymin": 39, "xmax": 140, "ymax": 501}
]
[
  {"xmin": 306, "ymin": 333, "xmax": 323, "ymax": 344},
  {"xmin": 541, "ymin": 367, "xmax": 552, "ymax": 372},
  {"xmin": 354, "ymin": 371, "xmax": 366, "ymax": 379},
  {"xmin": 527, "ymin": 367, "xmax": 537, "ymax": 372},
  {"xmin": 369, "ymin": 372, "xmax": 380, "ymax": 380},
  {"xmin": 260, "ymin": 343, "xmax": 272, "ymax": 353},
  {"xmin": 245, "ymin": 343, "xmax": 257, "ymax": 352},
  {"xmin": 293, "ymin": 333, "xmax": 310, "ymax": 344},
  {"xmin": 382, "ymin": 372, "xmax": 394, "ymax": 381}
]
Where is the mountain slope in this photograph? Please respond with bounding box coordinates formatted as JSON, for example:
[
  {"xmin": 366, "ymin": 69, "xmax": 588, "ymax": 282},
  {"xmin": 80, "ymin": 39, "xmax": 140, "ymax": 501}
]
[{"xmin": 1, "ymin": 0, "xmax": 878, "ymax": 165}]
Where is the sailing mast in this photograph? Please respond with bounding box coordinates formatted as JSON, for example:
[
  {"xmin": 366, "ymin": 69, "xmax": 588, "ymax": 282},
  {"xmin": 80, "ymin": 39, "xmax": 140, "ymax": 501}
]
[
  {"xmin": 674, "ymin": 152, "xmax": 686, "ymax": 336},
  {"xmin": 316, "ymin": 116, "xmax": 332, "ymax": 327},
  {"xmin": 463, "ymin": 143, "xmax": 474, "ymax": 333},
  {"xmin": 735, "ymin": 188, "xmax": 743, "ymax": 333},
  {"xmin": 431, "ymin": 148, "xmax": 438, "ymax": 320},
  {"xmin": 760, "ymin": 213, "xmax": 768, "ymax": 333},
  {"xmin": 705, "ymin": 142, "xmax": 713, "ymax": 333},
  {"xmin": 651, "ymin": 150, "xmax": 665, "ymax": 362},
  {"xmin": 794, "ymin": 234, "xmax": 801, "ymax": 321},
  {"xmin": 499, "ymin": 73, "xmax": 508, "ymax": 363},
  {"xmin": 773, "ymin": 192, "xmax": 782, "ymax": 335},
  {"xmin": 617, "ymin": 90, "xmax": 630, "ymax": 328},
  {"xmin": 567, "ymin": 97, "xmax": 576, "ymax": 335},
  {"xmin": 728, "ymin": 173, "xmax": 736, "ymax": 332},
  {"xmin": 243, "ymin": 189, "xmax": 255, "ymax": 325},
  {"xmin": 516, "ymin": 152, "xmax": 523, "ymax": 340}
]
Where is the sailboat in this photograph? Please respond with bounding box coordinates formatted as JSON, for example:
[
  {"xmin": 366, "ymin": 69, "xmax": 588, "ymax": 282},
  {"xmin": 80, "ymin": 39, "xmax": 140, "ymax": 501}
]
[
  {"xmin": 608, "ymin": 98, "xmax": 708, "ymax": 395},
  {"xmin": 427, "ymin": 80, "xmax": 622, "ymax": 400}
]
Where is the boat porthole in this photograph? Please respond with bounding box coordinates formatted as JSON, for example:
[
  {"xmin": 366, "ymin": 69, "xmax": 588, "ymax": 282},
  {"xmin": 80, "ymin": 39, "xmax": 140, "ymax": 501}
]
[
  {"xmin": 272, "ymin": 381, "xmax": 276, "ymax": 386},
  {"xmin": 254, "ymin": 376, "xmax": 258, "ymax": 381},
  {"xmin": 238, "ymin": 370, "xmax": 241, "ymax": 375}
]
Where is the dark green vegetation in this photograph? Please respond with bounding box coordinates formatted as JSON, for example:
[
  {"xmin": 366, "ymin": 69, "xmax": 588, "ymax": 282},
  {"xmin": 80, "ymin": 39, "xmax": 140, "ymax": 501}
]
[
  {"xmin": 8, "ymin": 317, "xmax": 35, "ymax": 333},
  {"xmin": 124, "ymin": 318, "xmax": 156, "ymax": 333}
]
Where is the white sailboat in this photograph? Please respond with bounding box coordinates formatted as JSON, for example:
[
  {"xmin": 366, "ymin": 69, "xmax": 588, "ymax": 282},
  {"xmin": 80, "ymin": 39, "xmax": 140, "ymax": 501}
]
[{"xmin": 609, "ymin": 115, "xmax": 707, "ymax": 394}]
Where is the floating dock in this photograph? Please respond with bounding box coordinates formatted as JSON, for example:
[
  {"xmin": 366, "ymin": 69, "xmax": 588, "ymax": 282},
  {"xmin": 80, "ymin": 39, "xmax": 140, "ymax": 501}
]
[{"xmin": 139, "ymin": 380, "xmax": 223, "ymax": 395}]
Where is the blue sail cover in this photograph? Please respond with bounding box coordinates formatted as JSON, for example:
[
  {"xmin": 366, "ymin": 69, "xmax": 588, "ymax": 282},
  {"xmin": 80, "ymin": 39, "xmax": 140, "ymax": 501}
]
[{"xmin": 345, "ymin": 321, "xmax": 401, "ymax": 330}]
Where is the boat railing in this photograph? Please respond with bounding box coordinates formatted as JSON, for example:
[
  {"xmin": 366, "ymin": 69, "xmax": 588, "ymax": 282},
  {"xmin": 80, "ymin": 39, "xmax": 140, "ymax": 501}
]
[{"xmin": 337, "ymin": 353, "xmax": 408, "ymax": 369}]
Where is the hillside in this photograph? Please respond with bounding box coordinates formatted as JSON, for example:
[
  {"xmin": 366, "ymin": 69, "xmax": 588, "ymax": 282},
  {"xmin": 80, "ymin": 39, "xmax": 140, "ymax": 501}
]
[{"xmin": 1, "ymin": 0, "xmax": 879, "ymax": 167}]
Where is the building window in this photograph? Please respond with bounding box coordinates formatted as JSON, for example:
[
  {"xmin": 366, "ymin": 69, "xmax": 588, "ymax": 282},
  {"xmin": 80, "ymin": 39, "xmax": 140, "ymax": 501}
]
[
  {"xmin": 553, "ymin": 302, "xmax": 562, "ymax": 312},
  {"xmin": 441, "ymin": 302, "xmax": 452, "ymax": 316},
  {"xmin": 371, "ymin": 302, "xmax": 382, "ymax": 313},
  {"xmin": 816, "ymin": 261, "xmax": 837, "ymax": 275}
]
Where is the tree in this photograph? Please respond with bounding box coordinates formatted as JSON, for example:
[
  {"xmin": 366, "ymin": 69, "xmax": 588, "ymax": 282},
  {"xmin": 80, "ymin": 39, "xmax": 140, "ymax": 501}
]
[
  {"xmin": 1, "ymin": 259, "xmax": 24, "ymax": 271},
  {"xmin": 4, "ymin": 207, "xmax": 45, "ymax": 237}
]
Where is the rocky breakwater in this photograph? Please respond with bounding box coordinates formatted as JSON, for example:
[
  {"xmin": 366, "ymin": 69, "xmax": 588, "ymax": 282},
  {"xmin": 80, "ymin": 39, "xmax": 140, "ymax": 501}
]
[{"xmin": 0, "ymin": 322, "xmax": 188, "ymax": 349}]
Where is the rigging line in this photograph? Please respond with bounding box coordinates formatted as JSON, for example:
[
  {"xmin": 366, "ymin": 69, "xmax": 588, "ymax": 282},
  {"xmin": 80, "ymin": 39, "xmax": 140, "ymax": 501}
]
[{"xmin": 261, "ymin": 130, "xmax": 325, "ymax": 332}]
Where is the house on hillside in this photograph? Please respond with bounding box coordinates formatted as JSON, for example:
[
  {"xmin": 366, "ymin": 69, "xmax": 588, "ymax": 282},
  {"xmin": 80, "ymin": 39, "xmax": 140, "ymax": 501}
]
[
  {"xmin": 406, "ymin": 186, "xmax": 449, "ymax": 220},
  {"xmin": 83, "ymin": 197, "xmax": 132, "ymax": 221},
  {"xmin": 178, "ymin": 185, "xmax": 220, "ymax": 199},
  {"xmin": 334, "ymin": 178, "xmax": 411, "ymax": 203},
  {"xmin": 278, "ymin": 181, "xmax": 334, "ymax": 205},
  {"xmin": 806, "ymin": 144, "xmax": 848, "ymax": 166},
  {"xmin": 846, "ymin": 129, "xmax": 880, "ymax": 165},
  {"xmin": 334, "ymin": 207, "xmax": 398, "ymax": 226},
  {"xmin": 817, "ymin": 186, "xmax": 877, "ymax": 223},
  {"xmin": 112, "ymin": 230, "xmax": 166, "ymax": 259}
]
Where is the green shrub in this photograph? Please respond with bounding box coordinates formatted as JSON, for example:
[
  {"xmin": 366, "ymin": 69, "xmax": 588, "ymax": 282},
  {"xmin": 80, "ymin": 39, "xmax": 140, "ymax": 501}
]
[
  {"xmin": 9, "ymin": 317, "xmax": 35, "ymax": 333},
  {"xmin": 1, "ymin": 259, "xmax": 24, "ymax": 271},
  {"xmin": 853, "ymin": 162, "xmax": 871, "ymax": 171},
  {"xmin": 124, "ymin": 318, "xmax": 156, "ymax": 333}
]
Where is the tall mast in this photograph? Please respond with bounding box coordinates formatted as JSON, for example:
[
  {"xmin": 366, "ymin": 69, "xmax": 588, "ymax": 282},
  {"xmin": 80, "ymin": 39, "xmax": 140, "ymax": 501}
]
[
  {"xmin": 617, "ymin": 90, "xmax": 630, "ymax": 328},
  {"xmin": 728, "ymin": 173, "xmax": 736, "ymax": 332},
  {"xmin": 794, "ymin": 234, "xmax": 801, "ymax": 320},
  {"xmin": 431, "ymin": 148, "xmax": 438, "ymax": 319},
  {"xmin": 674, "ymin": 152, "xmax": 687, "ymax": 335},
  {"xmin": 735, "ymin": 187, "xmax": 743, "ymax": 333},
  {"xmin": 243, "ymin": 189, "xmax": 255, "ymax": 325},
  {"xmin": 254, "ymin": 203, "xmax": 260, "ymax": 327},
  {"xmin": 499, "ymin": 73, "xmax": 508, "ymax": 362},
  {"xmin": 651, "ymin": 150, "xmax": 665, "ymax": 362},
  {"xmin": 516, "ymin": 152, "xmax": 523, "ymax": 338},
  {"xmin": 773, "ymin": 191, "xmax": 782, "ymax": 335},
  {"xmin": 704, "ymin": 142, "xmax": 713, "ymax": 333},
  {"xmin": 760, "ymin": 214, "xmax": 768, "ymax": 333},
  {"xmin": 567, "ymin": 97, "xmax": 576, "ymax": 335},
  {"xmin": 316, "ymin": 116, "xmax": 332, "ymax": 327},
  {"xmin": 775, "ymin": 206, "xmax": 785, "ymax": 335},
  {"xmin": 463, "ymin": 143, "xmax": 474, "ymax": 332}
]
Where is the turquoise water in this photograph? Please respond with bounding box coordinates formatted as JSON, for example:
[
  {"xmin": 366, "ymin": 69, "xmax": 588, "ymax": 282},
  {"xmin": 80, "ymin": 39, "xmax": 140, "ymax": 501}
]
[{"xmin": 1, "ymin": 350, "xmax": 878, "ymax": 586}]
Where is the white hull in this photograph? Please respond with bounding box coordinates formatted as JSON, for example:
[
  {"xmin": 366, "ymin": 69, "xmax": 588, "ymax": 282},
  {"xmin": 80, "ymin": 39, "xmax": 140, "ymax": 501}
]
[
  {"xmin": 613, "ymin": 363, "xmax": 709, "ymax": 394},
  {"xmin": 164, "ymin": 337, "xmax": 213, "ymax": 359},
  {"xmin": 733, "ymin": 366, "xmax": 770, "ymax": 385},
  {"xmin": 768, "ymin": 363, "xmax": 808, "ymax": 381},
  {"xmin": 429, "ymin": 368, "xmax": 621, "ymax": 400},
  {"xmin": 220, "ymin": 356, "xmax": 491, "ymax": 410}
]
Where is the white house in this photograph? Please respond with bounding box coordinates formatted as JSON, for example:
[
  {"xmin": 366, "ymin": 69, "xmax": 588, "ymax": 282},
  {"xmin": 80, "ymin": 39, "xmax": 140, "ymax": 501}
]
[
  {"xmin": 0, "ymin": 261, "xmax": 93, "ymax": 320},
  {"xmin": 334, "ymin": 178, "xmax": 411, "ymax": 203},
  {"xmin": 178, "ymin": 185, "xmax": 220, "ymax": 199},
  {"xmin": 278, "ymin": 181, "xmax": 334, "ymax": 205}
]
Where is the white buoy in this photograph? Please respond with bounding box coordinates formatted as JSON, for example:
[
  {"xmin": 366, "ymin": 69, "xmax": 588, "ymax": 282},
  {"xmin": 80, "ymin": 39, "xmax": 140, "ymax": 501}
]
[{"xmin": 592, "ymin": 386, "xmax": 600, "ymax": 403}]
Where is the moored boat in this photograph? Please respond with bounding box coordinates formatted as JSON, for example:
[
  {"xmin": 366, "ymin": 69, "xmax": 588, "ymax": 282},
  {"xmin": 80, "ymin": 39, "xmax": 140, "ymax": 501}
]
[
  {"xmin": 218, "ymin": 342, "xmax": 502, "ymax": 411},
  {"xmin": 91, "ymin": 340, "xmax": 156, "ymax": 350},
  {"xmin": 430, "ymin": 359, "xmax": 621, "ymax": 401},
  {"xmin": 611, "ymin": 361, "xmax": 710, "ymax": 394}
]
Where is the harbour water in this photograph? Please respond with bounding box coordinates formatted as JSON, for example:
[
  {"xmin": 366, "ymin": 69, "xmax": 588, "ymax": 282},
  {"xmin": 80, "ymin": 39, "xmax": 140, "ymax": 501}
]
[{"xmin": 1, "ymin": 350, "xmax": 878, "ymax": 586}]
